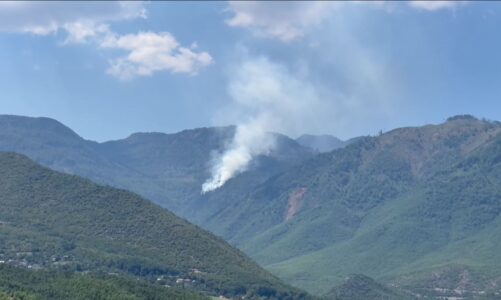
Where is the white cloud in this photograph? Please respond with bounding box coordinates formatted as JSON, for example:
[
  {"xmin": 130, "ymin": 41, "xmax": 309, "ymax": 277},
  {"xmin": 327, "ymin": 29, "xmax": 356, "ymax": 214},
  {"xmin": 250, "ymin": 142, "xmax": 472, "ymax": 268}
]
[
  {"xmin": 226, "ymin": 1, "xmax": 338, "ymax": 42},
  {"xmin": 409, "ymin": 1, "xmax": 463, "ymax": 11},
  {"xmin": 101, "ymin": 31, "xmax": 213, "ymax": 80},
  {"xmin": 62, "ymin": 22, "xmax": 110, "ymax": 44},
  {"xmin": 0, "ymin": 1, "xmax": 145, "ymax": 35},
  {"xmin": 226, "ymin": 1, "xmax": 466, "ymax": 42},
  {"xmin": 0, "ymin": 2, "xmax": 212, "ymax": 79},
  {"xmin": 225, "ymin": 2, "xmax": 402, "ymax": 42}
]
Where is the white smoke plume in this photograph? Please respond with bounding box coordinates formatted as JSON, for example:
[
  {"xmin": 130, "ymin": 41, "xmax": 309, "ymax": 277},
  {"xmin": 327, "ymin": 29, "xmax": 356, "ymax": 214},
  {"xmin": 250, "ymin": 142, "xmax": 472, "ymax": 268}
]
[
  {"xmin": 201, "ymin": 118, "xmax": 275, "ymax": 193},
  {"xmin": 202, "ymin": 57, "xmax": 326, "ymax": 193}
]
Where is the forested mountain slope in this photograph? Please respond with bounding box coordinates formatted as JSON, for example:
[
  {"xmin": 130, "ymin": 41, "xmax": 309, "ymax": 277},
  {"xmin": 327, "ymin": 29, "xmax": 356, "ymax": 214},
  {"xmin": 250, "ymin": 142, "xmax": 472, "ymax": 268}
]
[
  {"xmin": 0, "ymin": 152, "xmax": 308, "ymax": 299},
  {"xmin": 220, "ymin": 116, "xmax": 501, "ymax": 296}
]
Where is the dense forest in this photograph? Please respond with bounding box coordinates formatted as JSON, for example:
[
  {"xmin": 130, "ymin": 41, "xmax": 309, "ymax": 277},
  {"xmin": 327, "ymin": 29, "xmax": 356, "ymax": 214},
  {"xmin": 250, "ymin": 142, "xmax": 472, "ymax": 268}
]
[
  {"xmin": 0, "ymin": 152, "xmax": 309, "ymax": 300},
  {"xmin": 0, "ymin": 264, "xmax": 207, "ymax": 300}
]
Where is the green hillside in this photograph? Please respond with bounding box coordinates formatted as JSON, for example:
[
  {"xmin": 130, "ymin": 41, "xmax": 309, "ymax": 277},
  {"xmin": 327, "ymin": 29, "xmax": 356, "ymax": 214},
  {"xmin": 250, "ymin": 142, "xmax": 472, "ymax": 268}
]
[
  {"xmin": 0, "ymin": 152, "xmax": 308, "ymax": 299},
  {"xmin": 229, "ymin": 116, "xmax": 501, "ymax": 296},
  {"xmin": 324, "ymin": 274, "xmax": 416, "ymax": 300},
  {"xmin": 0, "ymin": 264, "xmax": 207, "ymax": 300}
]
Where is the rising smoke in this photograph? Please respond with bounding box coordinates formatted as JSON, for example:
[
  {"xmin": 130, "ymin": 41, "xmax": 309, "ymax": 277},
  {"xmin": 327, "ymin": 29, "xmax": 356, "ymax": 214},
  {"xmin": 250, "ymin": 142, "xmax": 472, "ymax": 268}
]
[
  {"xmin": 202, "ymin": 57, "xmax": 326, "ymax": 193},
  {"xmin": 202, "ymin": 3, "xmax": 400, "ymax": 193}
]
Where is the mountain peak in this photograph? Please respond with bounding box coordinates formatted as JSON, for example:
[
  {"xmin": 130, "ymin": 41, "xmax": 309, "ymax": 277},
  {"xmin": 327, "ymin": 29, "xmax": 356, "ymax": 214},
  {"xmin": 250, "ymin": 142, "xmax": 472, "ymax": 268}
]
[
  {"xmin": 296, "ymin": 134, "xmax": 346, "ymax": 152},
  {"xmin": 446, "ymin": 114, "xmax": 479, "ymax": 122},
  {"xmin": 0, "ymin": 114, "xmax": 82, "ymax": 140}
]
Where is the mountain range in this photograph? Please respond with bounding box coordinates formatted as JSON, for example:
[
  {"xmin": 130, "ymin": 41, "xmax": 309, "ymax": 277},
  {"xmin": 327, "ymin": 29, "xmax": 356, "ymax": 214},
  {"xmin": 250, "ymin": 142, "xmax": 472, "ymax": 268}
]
[
  {"xmin": 0, "ymin": 115, "xmax": 312, "ymax": 217},
  {"xmin": 1, "ymin": 114, "xmax": 501, "ymax": 299}
]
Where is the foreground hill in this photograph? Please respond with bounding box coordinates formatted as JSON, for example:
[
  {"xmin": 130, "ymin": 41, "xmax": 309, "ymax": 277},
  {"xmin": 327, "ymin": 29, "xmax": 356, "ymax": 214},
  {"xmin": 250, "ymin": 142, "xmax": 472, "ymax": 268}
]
[
  {"xmin": 0, "ymin": 264, "xmax": 207, "ymax": 300},
  {"xmin": 0, "ymin": 152, "xmax": 308, "ymax": 299}
]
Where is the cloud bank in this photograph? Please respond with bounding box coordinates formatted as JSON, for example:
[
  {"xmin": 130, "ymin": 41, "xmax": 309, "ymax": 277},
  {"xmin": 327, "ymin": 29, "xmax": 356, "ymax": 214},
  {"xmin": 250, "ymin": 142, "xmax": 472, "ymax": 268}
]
[
  {"xmin": 409, "ymin": 1, "xmax": 464, "ymax": 11},
  {"xmin": 226, "ymin": 1, "xmax": 466, "ymax": 42},
  {"xmin": 0, "ymin": 1, "xmax": 145, "ymax": 35}
]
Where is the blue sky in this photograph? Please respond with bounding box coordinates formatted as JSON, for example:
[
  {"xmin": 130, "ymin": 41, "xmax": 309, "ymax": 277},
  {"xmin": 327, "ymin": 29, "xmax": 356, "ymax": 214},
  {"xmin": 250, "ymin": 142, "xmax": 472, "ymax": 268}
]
[{"xmin": 1, "ymin": 1, "xmax": 501, "ymax": 141}]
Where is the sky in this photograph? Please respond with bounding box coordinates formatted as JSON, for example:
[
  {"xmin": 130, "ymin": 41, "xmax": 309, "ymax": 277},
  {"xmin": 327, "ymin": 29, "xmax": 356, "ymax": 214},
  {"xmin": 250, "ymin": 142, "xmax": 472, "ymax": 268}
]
[{"xmin": 1, "ymin": 1, "xmax": 501, "ymax": 142}]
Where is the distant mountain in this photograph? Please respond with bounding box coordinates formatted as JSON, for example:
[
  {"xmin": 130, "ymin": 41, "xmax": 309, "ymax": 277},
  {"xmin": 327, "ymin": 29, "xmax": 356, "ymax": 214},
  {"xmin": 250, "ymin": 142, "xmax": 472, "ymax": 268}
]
[
  {"xmin": 296, "ymin": 134, "xmax": 363, "ymax": 153},
  {"xmin": 0, "ymin": 115, "xmax": 312, "ymax": 219},
  {"xmin": 100, "ymin": 128, "xmax": 312, "ymax": 218},
  {"xmin": 296, "ymin": 134, "xmax": 346, "ymax": 152},
  {"xmin": 0, "ymin": 152, "xmax": 309, "ymax": 299}
]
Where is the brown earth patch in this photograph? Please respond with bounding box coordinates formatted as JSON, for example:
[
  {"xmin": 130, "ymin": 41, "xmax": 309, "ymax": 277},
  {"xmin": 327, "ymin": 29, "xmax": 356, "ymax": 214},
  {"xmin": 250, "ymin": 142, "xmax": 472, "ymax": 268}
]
[{"xmin": 284, "ymin": 187, "xmax": 307, "ymax": 221}]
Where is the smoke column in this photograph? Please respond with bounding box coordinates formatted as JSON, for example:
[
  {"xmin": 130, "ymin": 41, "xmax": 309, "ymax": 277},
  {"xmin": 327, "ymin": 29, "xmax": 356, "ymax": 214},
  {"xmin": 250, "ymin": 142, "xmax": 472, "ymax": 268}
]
[
  {"xmin": 201, "ymin": 118, "xmax": 275, "ymax": 193},
  {"xmin": 202, "ymin": 56, "xmax": 325, "ymax": 193}
]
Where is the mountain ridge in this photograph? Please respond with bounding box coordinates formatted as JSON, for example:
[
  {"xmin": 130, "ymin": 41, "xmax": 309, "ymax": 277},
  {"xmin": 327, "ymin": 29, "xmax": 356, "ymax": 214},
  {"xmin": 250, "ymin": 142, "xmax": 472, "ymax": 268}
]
[
  {"xmin": 296, "ymin": 134, "xmax": 346, "ymax": 152},
  {"xmin": 0, "ymin": 114, "xmax": 313, "ymax": 217}
]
